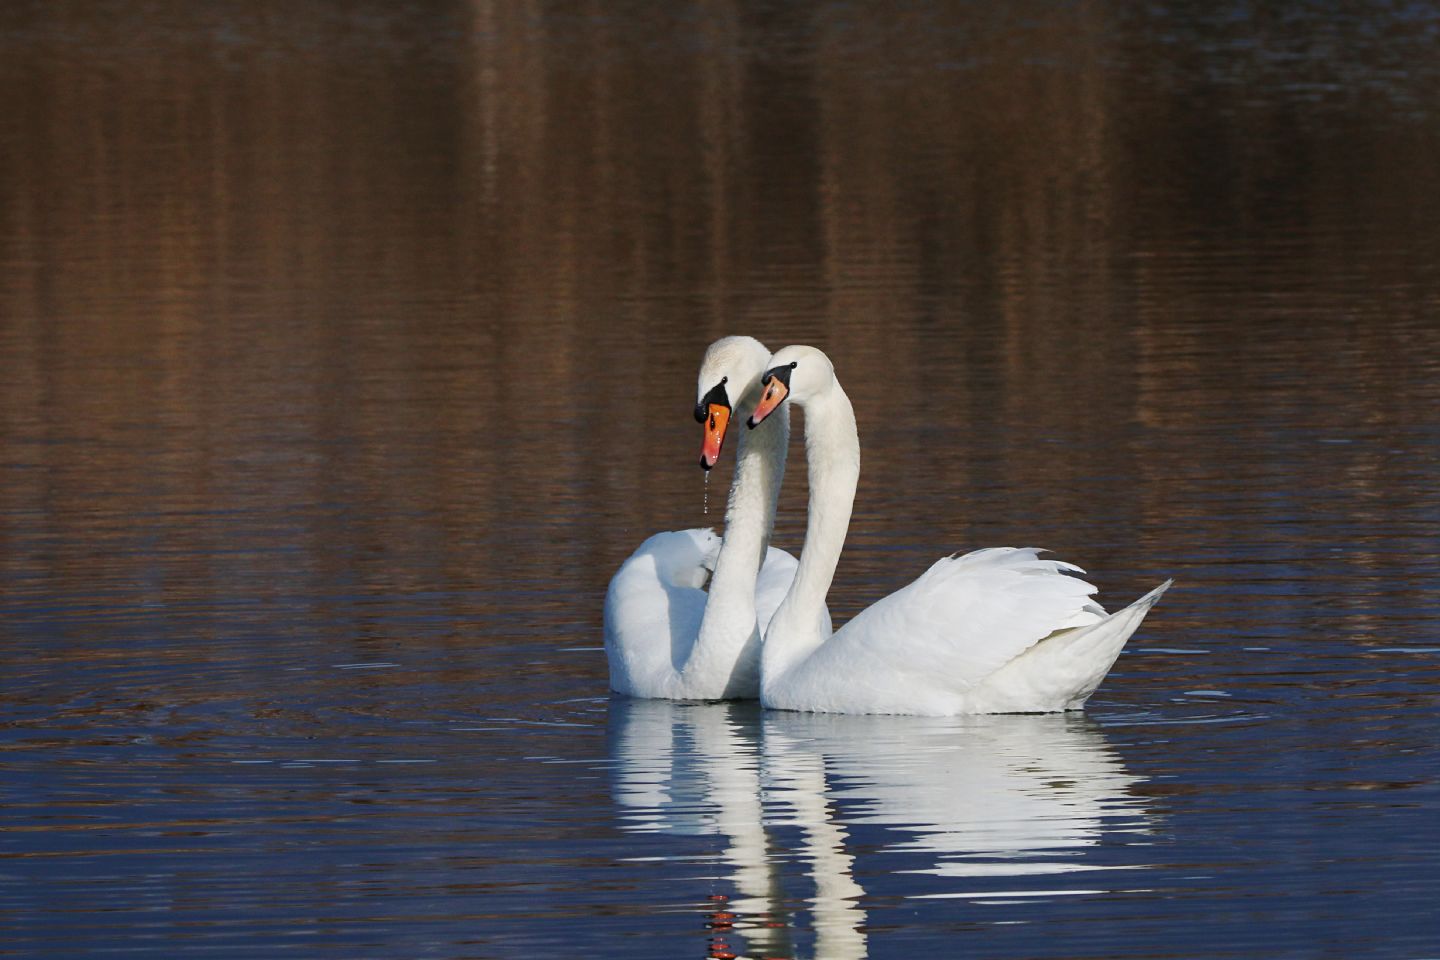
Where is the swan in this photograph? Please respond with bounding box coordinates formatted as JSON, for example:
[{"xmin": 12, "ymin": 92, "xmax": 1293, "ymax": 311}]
[
  {"xmin": 604, "ymin": 337, "xmax": 830, "ymax": 700},
  {"xmin": 746, "ymin": 344, "xmax": 1171, "ymax": 716}
]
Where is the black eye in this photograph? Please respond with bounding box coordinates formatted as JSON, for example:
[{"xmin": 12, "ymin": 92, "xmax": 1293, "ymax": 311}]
[
  {"xmin": 789, "ymin": 362, "xmax": 797, "ymax": 369},
  {"xmin": 721, "ymin": 376, "xmax": 727, "ymax": 384}
]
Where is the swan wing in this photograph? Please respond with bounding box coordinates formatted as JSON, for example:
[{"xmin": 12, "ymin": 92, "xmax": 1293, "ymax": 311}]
[
  {"xmin": 774, "ymin": 547, "xmax": 1103, "ymax": 713},
  {"xmin": 604, "ymin": 529, "xmax": 719, "ymax": 696}
]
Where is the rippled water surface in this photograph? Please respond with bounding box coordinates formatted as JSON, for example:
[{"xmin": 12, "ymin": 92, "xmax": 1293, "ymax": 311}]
[{"xmin": 3, "ymin": 2, "xmax": 1440, "ymax": 957}]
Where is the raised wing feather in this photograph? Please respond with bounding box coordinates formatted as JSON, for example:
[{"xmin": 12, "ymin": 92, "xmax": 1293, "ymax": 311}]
[{"xmin": 772, "ymin": 547, "xmax": 1102, "ymax": 713}]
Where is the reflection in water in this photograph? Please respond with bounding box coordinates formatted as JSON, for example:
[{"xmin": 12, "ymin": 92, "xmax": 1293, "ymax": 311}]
[
  {"xmin": 762, "ymin": 727, "xmax": 868, "ymax": 960},
  {"xmin": 611, "ymin": 700, "xmax": 790, "ymax": 960},
  {"xmin": 609, "ymin": 701, "xmax": 1151, "ymax": 958},
  {"xmin": 767, "ymin": 712, "xmax": 1148, "ymax": 879}
]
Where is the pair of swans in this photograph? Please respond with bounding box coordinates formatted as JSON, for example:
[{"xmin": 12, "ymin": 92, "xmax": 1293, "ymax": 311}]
[{"xmin": 604, "ymin": 337, "xmax": 1170, "ymax": 715}]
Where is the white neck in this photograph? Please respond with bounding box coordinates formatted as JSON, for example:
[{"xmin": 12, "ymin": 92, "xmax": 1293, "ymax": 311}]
[
  {"xmin": 680, "ymin": 389, "xmax": 789, "ymax": 694},
  {"xmin": 762, "ymin": 381, "xmax": 859, "ymax": 683}
]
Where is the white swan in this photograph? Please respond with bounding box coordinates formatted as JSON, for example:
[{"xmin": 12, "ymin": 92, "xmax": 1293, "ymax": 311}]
[
  {"xmin": 747, "ymin": 345, "xmax": 1171, "ymax": 716},
  {"xmin": 604, "ymin": 337, "xmax": 830, "ymax": 700}
]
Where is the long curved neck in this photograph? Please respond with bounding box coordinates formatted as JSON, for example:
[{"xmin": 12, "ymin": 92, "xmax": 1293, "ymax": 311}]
[
  {"xmin": 763, "ymin": 381, "xmax": 859, "ymax": 682},
  {"xmin": 681, "ymin": 391, "xmax": 789, "ymax": 688}
]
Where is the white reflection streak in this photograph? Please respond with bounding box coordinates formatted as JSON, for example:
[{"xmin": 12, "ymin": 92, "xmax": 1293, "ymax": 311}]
[
  {"xmin": 610, "ymin": 701, "xmax": 784, "ymax": 958},
  {"xmin": 766, "ymin": 712, "xmax": 1149, "ymax": 882},
  {"xmin": 686, "ymin": 705, "xmax": 772, "ymax": 924},
  {"xmin": 764, "ymin": 731, "xmax": 868, "ymax": 960}
]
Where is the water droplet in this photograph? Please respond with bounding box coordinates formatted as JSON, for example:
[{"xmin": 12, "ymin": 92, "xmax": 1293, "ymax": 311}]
[{"xmin": 703, "ymin": 470, "xmax": 710, "ymax": 516}]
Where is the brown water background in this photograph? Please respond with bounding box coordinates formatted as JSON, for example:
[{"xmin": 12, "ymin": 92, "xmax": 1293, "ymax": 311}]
[{"xmin": 2, "ymin": 2, "xmax": 1439, "ymax": 957}]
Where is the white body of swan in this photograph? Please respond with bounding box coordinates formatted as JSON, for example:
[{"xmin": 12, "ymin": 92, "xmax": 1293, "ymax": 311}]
[
  {"xmin": 748, "ymin": 345, "xmax": 1171, "ymax": 716},
  {"xmin": 604, "ymin": 337, "xmax": 830, "ymax": 700}
]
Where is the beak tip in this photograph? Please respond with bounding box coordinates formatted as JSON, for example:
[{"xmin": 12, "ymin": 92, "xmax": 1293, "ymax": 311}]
[{"xmin": 699, "ymin": 455, "xmax": 713, "ymax": 471}]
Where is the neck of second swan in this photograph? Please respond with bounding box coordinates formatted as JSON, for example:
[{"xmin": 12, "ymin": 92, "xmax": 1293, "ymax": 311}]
[{"xmin": 762, "ymin": 379, "xmax": 859, "ymax": 685}]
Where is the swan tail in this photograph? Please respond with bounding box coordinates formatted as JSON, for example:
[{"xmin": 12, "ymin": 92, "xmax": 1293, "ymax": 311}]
[{"xmin": 974, "ymin": 579, "xmax": 1173, "ymax": 713}]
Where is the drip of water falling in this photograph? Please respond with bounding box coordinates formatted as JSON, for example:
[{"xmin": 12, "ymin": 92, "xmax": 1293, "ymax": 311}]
[{"xmin": 703, "ymin": 470, "xmax": 710, "ymax": 516}]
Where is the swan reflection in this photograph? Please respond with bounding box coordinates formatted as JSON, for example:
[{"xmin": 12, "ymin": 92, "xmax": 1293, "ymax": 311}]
[
  {"xmin": 608, "ymin": 700, "xmax": 1152, "ymax": 958},
  {"xmin": 610, "ymin": 700, "xmax": 789, "ymax": 960},
  {"xmin": 766, "ymin": 712, "xmax": 1150, "ymax": 879}
]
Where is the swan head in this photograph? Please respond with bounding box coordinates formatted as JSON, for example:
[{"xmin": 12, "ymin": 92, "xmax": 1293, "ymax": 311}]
[
  {"xmin": 747, "ymin": 345, "xmax": 834, "ymax": 428},
  {"xmin": 695, "ymin": 336, "xmax": 773, "ymax": 470}
]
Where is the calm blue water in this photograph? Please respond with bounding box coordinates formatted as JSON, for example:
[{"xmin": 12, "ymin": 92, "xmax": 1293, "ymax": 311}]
[{"xmin": 2, "ymin": 1, "xmax": 1439, "ymax": 957}]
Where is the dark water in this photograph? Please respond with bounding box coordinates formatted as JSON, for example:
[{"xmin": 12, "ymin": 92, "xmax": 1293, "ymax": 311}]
[{"xmin": 3, "ymin": 2, "xmax": 1439, "ymax": 957}]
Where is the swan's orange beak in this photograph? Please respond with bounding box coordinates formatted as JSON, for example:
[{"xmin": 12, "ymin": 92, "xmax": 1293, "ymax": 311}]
[
  {"xmin": 699, "ymin": 403, "xmax": 731, "ymax": 470},
  {"xmin": 747, "ymin": 376, "xmax": 788, "ymax": 428}
]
